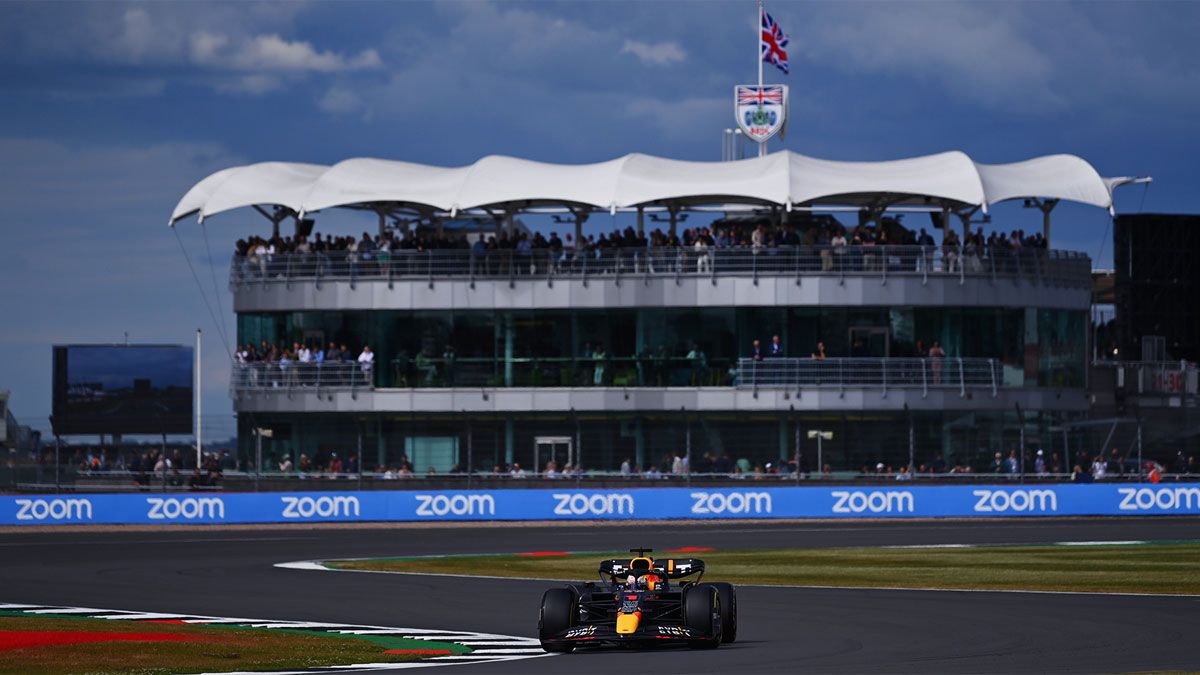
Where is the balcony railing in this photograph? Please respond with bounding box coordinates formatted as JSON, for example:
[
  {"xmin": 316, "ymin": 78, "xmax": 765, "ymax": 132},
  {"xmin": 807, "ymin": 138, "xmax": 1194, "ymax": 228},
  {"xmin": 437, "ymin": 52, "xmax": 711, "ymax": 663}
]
[
  {"xmin": 230, "ymin": 356, "xmax": 1008, "ymax": 398},
  {"xmin": 231, "ymin": 360, "xmax": 374, "ymax": 395},
  {"xmin": 229, "ymin": 245, "xmax": 1091, "ymax": 288},
  {"xmin": 737, "ymin": 357, "xmax": 1002, "ymax": 397}
]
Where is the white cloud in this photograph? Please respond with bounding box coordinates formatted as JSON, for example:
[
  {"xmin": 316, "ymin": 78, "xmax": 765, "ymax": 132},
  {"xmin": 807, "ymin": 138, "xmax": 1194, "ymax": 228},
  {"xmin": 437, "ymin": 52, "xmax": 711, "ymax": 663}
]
[
  {"xmin": 319, "ymin": 86, "xmax": 370, "ymax": 119},
  {"xmin": 225, "ymin": 35, "xmax": 381, "ymax": 73},
  {"xmin": 624, "ymin": 96, "xmax": 727, "ymax": 141},
  {"xmin": 620, "ymin": 39, "xmax": 687, "ymax": 66}
]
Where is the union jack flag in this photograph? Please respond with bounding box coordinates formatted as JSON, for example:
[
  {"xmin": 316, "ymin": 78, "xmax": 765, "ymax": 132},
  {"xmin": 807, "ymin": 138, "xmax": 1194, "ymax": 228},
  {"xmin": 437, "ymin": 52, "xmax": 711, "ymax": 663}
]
[
  {"xmin": 737, "ymin": 85, "xmax": 785, "ymax": 107},
  {"xmin": 761, "ymin": 9, "xmax": 789, "ymax": 75}
]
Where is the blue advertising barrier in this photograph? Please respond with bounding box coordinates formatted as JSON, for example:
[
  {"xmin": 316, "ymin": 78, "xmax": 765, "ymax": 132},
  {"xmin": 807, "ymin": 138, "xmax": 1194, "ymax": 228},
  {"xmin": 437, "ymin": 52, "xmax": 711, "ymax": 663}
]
[{"xmin": 2, "ymin": 483, "xmax": 1199, "ymax": 526}]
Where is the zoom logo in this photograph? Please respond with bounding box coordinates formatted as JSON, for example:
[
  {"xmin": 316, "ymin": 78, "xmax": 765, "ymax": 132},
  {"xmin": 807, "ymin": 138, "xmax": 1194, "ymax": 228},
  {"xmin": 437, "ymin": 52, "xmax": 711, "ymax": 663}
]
[
  {"xmin": 972, "ymin": 489, "xmax": 1058, "ymax": 513},
  {"xmin": 415, "ymin": 494, "xmax": 495, "ymax": 517},
  {"xmin": 1118, "ymin": 487, "xmax": 1200, "ymax": 512},
  {"xmin": 831, "ymin": 490, "xmax": 914, "ymax": 514},
  {"xmin": 690, "ymin": 491, "xmax": 772, "ymax": 515},
  {"xmin": 146, "ymin": 497, "xmax": 225, "ymax": 520},
  {"xmin": 15, "ymin": 498, "xmax": 93, "ymax": 521},
  {"xmin": 281, "ymin": 495, "xmax": 360, "ymax": 519},
  {"xmin": 552, "ymin": 493, "xmax": 634, "ymax": 516}
]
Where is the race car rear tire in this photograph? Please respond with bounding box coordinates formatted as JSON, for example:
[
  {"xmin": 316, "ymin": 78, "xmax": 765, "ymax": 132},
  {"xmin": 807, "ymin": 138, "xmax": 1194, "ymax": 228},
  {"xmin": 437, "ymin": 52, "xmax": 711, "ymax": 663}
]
[
  {"xmin": 539, "ymin": 587, "xmax": 576, "ymax": 653},
  {"xmin": 684, "ymin": 585, "xmax": 722, "ymax": 649},
  {"xmin": 707, "ymin": 582, "xmax": 738, "ymax": 643}
]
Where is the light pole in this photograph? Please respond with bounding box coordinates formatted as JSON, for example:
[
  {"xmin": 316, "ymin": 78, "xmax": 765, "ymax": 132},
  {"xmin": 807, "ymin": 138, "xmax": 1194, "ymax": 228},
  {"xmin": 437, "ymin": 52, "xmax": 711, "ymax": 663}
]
[
  {"xmin": 253, "ymin": 427, "xmax": 272, "ymax": 492},
  {"xmin": 808, "ymin": 430, "xmax": 833, "ymax": 478}
]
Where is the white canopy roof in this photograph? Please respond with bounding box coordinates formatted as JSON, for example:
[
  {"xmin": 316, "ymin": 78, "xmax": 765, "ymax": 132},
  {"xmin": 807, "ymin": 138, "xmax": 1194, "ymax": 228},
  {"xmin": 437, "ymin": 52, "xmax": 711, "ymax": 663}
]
[{"xmin": 170, "ymin": 150, "xmax": 1141, "ymax": 224}]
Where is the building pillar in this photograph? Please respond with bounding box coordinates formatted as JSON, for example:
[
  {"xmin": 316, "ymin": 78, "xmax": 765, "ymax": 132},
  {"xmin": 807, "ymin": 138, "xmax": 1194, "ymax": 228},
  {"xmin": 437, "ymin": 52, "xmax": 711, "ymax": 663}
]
[
  {"xmin": 635, "ymin": 417, "xmax": 645, "ymax": 469},
  {"xmin": 504, "ymin": 418, "xmax": 515, "ymax": 466},
  {"xmin": 376, "ymin": 417, "xmax": 386, "ymax": 468},
  {"xmin": 503, "ymin": 313, "xmax": 514, "ymax": 387},
  {"xmin": 778, "ymin": 417, "xmax": 789, "ymax": 461}
]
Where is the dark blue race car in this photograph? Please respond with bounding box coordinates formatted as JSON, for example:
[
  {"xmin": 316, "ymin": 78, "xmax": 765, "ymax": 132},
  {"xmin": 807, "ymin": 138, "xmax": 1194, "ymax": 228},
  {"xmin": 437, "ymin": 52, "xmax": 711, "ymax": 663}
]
[{"xmin": 538, "ymin": 548, "xmax": 737, "ymax": 652}]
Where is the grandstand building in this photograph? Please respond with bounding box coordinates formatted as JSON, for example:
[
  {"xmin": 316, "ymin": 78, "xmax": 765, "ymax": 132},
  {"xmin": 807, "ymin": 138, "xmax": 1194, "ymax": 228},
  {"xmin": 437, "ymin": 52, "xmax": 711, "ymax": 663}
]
[{"xmin": 172, "ymin": 151, "xmax": 1146, "ymax": 475}]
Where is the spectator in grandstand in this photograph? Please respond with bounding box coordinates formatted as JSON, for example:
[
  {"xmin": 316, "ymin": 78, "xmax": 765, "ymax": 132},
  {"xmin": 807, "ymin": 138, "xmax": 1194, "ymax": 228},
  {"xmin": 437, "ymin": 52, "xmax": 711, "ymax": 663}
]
[
  {"xmin": 357, "ymin": 345, "xmax": 375, "ymax": 374},
  {"xmin": 326, "ymin": 342, "xmax": 342, "ymax": 362},
  {"xmin": 279, "ymin": 456, "xmax": 293, "ymax": 472},
  {"xmin": 1049, "ymin": 451, "xmax": 1063, "ymax": 474},
  {"xmin": 1005, "ymin": 450, "xmax": 1020, "ymax": 474},
  {"xmin": 510, "ymin": 462, "xmax": 528, "ymax": 478},
  {"xmin": 591, "ymin": 344, "xmax": 608, "ymax": 385},
  {"xmin": 1091, "ymin": 454, "xmax": 1107, "ymax": 480},
  {"xmin": 1071, "ymin": 464, "xmax": 1093, "ymax": 483},
  {"xmin": 928, "ymin": 341, "xmax": 946, "ymax": 383},
  {"xmin": 768, "ymin": 334, "xmax": 784, "ymax": 358},
  {"xmin": 991, "ymin": 452, "xmax": 1004, "ymax": 474},
  {"xmin": 1034, "ymin": 449, "xmax": 1047, "ymax": 474},
  {"xmin": 1147, "ymin": 461, "xmax": 1163, "ymax": 483},
  {"xmin": 328, "ymin": 453, "xmax": 344, "ymax": 475},
  {"xmin": 543, "ymin": 461, "xmax": 559, "ymax": 479},
  {"xmin": 1106, "ymin": 448, "xmax": 1123, "ymax": 476},
  {"xmin": 644, "ymin": 464, "xmax": 663, "ymax": 479},
  {"xmin": 811, "ymin": 342, "xmax": 826, "ymax": 360},
  {"xmin": 750, "ymin": 339, "xmax": 764, "ymax": 361},
  {"xmin": 686, "ymin": 342, "xmax": 707, "ymax": 385},
  {"xmin": 620, "ymin": 457, "xmax": 634, "ymax": 476}
]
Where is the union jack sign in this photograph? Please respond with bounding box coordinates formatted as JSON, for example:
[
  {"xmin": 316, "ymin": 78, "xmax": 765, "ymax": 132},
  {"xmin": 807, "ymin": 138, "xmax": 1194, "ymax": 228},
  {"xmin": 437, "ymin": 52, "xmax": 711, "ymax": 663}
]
[{"xmin": 734, "ymin": 84, "xmax": 788, "ymax": 144}]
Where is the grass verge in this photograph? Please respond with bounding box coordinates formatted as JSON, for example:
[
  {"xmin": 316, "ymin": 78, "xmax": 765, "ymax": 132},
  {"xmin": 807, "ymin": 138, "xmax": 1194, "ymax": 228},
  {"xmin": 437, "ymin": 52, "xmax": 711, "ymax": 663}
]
[
  {"xmin": 0, "ymin": 611, "xmax": 469, "ymax": 675},
  {"xmin": 327, "ymin": 542, "xmax": 1200, "ymax": 595}
]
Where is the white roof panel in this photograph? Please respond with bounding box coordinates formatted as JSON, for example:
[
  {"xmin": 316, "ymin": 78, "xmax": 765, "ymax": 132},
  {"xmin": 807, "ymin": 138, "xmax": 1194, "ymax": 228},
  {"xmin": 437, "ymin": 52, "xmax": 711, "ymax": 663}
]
[{"xmin": 170, "ymin": 151, "xmax": 1137, "ymax": 225}]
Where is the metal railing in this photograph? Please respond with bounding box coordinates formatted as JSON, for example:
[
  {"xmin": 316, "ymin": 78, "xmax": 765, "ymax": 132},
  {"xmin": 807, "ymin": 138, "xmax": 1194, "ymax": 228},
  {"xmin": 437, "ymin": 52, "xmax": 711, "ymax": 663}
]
[
  {"xmin": 229, "ymin": 356, "xmax": 1008, "ymax": 397},
  {"xmin": 737, "ymin": 357, "xmax": 1002, "ymax": 396},
  {"xmin": 229, "ymin": 245, "xmax": 1091, "ymax": 288},
  {"xmin": 231, "ymin": 360, "xmax": 374, "ymax": 394}
]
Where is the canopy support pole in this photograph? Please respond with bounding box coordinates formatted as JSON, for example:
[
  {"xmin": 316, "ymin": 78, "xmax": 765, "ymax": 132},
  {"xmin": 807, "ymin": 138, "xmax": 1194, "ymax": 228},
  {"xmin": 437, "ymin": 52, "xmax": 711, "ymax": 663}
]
[
  {"xmin": 668, "ymin": 204, "xmax": 679, "ymax": 238},
  {"xmin": 637, "ymin": 206, "xmax": 645, "ymax": 237},
  {"xmin": 1028, "ymin": 198, "xmax": 1060, "ymax": 246}
]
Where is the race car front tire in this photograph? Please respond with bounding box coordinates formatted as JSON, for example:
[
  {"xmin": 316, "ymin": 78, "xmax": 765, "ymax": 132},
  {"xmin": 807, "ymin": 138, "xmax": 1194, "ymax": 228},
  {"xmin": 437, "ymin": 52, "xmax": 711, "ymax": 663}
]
[
  {"xmin": 684, "ymin": 585, "xmax": 722, "ymax": 649},
  {"xmin": 539, "ymin": 587, "xmax": 576, "ymax": 653},
  {"xmin": 706, "ymin": 582, "xmax": 738, "ymax": 643}
]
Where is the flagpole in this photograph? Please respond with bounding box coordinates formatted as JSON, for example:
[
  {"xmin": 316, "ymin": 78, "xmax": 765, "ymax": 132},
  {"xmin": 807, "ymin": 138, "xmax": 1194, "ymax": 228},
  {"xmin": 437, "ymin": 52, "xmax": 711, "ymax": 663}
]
[{"xmin": 757, "ymin": 0, "xmax": 766, "ymax": 157}]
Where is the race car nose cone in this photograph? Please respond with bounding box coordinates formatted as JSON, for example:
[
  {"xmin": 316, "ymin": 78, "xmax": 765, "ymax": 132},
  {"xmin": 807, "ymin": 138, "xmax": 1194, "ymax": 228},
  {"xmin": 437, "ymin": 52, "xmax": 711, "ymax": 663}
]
[{"xmin": 616, "ymin": 612, "xmax": 641, "ymax": 635}]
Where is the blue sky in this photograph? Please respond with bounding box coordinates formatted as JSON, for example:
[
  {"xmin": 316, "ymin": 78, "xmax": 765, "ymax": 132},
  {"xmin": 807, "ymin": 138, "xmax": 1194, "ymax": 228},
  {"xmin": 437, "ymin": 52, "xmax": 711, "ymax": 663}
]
[{"xmin": 1, "ymin": 1, "xmax": 1197, "ymax": 440}]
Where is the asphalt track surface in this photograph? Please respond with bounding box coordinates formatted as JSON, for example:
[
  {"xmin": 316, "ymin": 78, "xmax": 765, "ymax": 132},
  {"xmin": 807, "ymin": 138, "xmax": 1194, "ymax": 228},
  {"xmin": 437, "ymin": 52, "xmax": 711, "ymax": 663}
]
[{"xmin": 5, "ymin": 518, "xmax": 1200, "ymax": 674}]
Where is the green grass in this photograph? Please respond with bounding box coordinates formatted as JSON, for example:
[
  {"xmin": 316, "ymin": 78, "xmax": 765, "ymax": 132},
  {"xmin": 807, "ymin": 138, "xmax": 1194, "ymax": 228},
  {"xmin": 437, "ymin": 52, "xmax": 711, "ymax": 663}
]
[
  {"xmin": 0, "ymin": 611, "xmax": 469, "ymax": 675},
  {"xmin": 327, "ymin": 543, "xmax": 1200, "ymax": 596}
]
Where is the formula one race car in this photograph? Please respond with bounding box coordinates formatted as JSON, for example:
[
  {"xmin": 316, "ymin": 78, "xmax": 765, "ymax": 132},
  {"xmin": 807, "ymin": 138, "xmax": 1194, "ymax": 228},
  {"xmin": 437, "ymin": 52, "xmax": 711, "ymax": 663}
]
[{"xmin": 538, "ymin": 548, "xmax": 736, "ymax": 652}]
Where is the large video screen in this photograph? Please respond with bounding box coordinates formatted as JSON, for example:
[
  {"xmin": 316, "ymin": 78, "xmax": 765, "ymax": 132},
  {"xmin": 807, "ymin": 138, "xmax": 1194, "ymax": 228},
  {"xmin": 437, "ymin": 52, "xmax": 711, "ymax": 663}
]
[{"xmin": 52, "ymin": 345, "xmax": 193, "ymax": 436}]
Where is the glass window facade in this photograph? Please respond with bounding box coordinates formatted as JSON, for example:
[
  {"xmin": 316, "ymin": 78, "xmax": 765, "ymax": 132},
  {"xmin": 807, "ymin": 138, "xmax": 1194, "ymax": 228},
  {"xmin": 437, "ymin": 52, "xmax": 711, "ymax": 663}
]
[
  {"xmin": 237, "ymin": 410, "xmax": 1084, "ymax": 477},
  {"xmin": 236, "ymin": 307, "xmax": 1086, "ymax": 388}
]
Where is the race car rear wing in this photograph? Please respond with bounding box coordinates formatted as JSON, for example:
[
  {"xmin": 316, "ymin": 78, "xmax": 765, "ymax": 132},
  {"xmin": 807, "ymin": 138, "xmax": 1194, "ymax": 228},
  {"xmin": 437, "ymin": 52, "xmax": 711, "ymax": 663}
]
[{"xmin": 598, "ymin": 557, "xmax": 706, "ymax": 581}]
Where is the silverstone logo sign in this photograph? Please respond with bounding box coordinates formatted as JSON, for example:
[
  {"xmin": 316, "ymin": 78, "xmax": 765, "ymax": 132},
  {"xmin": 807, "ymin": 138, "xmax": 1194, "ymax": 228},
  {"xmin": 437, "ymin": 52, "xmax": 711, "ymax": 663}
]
[{"xmin": 735, "ymin": 84, "xmax": 788, "ymax": 143}]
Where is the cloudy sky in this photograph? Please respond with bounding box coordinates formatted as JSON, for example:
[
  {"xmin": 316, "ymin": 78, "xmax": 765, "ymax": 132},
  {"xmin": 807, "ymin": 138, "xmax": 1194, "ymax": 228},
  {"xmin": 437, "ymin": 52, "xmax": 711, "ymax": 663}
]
[{"xmin": 1, "ymin": 0, "xmax": 1196, "ymax": 439}]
